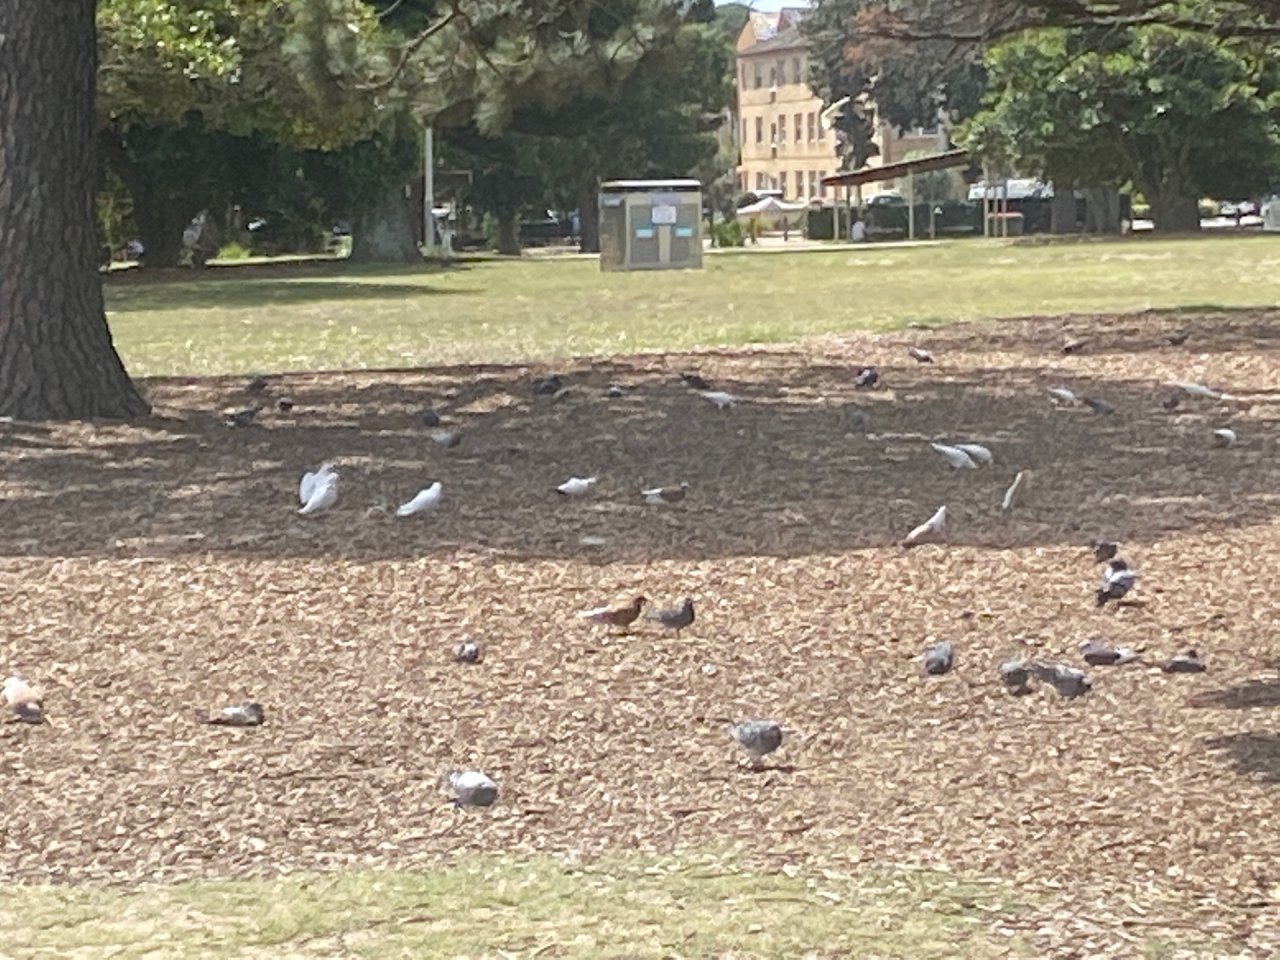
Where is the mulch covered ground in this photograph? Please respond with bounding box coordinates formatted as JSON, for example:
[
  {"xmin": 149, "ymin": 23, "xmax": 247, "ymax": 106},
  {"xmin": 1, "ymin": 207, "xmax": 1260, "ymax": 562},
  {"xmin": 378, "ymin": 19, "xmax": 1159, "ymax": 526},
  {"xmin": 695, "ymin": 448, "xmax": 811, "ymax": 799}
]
[{"xmin": 2, "ymin": 308, "xmax": 1279, "ymax": 956}]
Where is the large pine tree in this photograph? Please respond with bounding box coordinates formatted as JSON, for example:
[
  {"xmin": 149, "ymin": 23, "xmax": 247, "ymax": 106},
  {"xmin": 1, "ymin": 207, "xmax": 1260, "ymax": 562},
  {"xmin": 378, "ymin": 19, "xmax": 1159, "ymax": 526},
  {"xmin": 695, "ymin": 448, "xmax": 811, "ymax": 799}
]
[{"xmin": 0, "ymin": 0, "xmax": 149, "ymax": 419}]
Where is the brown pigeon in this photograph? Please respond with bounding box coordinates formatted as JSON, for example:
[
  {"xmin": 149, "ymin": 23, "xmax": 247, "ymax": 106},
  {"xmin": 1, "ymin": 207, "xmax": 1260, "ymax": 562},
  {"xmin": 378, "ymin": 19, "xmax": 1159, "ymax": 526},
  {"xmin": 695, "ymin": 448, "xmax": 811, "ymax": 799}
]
[{"xmin": 577, "ymin": 596, "xmax": 647, "ymax": 631}]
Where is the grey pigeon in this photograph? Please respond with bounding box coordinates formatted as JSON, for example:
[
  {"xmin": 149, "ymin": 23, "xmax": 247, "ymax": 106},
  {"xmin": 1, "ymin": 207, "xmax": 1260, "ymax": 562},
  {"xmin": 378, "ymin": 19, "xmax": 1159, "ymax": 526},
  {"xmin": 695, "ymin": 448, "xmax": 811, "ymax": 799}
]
[
  {"xmin": 199, "ymin": 701, "xmax": 265, "ymax": 727},
  {"xmin": 1162, "ymin": 394, "xmax": 1181, "ymax": 411},
  {"xmin": 681, "ymin": 372, "xmax": 712, "ymax": 391},
  {"xmin": 647, "ymin": 598, "xmax": 694, "ymax": 635},
  {"xmin": 1095, "ymin": 558, "xmax": 1138, "ymax": 607},
  {"xmin": 605, "ymin": 385, "xmax": 625, "ymax": 399},
  {"xmin": 276, "ymin": 397, "xmax": 294, "ymax": 413},
  {"xmin": 1090, "ymin": 539, "xmax": 1119, "ymax": 564},
  {"xmin": 1079, "ymin": 639, "xmax": 1140, "ymax": 666},
  {"xmin": 727, "ymin": 719, "xmax": 784, "ymax": 767},
  {"xmin": 853, "ymin": 365, "xmax": 880, "ymax": 388},
  {"xmin": 3, "ymin": 675, "xmax": 44, "ymax": 724},
  {"xmin": 445, "ymin": 770, "xmax": 499, "ymax": 808},
  {"xmin": 427, "ymin": 428, "xmax": 461, "ymax": 448},
  {"xmin": 453, "ymin": 642, "xmax": 483, "ymax": 663},
  {"xmin": 907, "ymin": 346, "xmax": 934, "ymax": 363},
  {"xmin": 923, "ymin": 641, "xmax": 954, "ymax": 676},
  {"xmin": 246, "ymin": 374, "xmax": 269, "ymax": 393},
  {"xmin": 1166, "ymin": 331, "xmax": 1189, "ymax": 346},
  {"xmin": 1162, "ymin": 649, "xmax": 1206, "ymax": 674},
  {"xmin": 1031, "ymin": 661, "xmax": 1092, "ymax": 698},
  {"xmin": 1082, "ymin": 396, "xmax": 1116, "ymax": 415},
  {"xmin": 420, "ymin": 407, "xmax": 442, "ymax": 427},
  {"xmin": 533, "ymin": 374, "xmax": 563, "ymax": 395},
  {"xmin": 223, "ymin": 405, "xmax": 260, "ymax": 428},
  {"xmin": 999, "ymin": 659, "xmax": 1032, "ymax": 696}
]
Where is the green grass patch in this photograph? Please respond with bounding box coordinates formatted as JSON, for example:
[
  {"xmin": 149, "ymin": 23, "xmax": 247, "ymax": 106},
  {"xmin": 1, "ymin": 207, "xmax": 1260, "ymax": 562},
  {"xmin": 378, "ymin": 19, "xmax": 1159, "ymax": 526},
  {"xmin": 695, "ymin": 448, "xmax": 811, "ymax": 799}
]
[
  {"xmin": 0, "ymin": 853, "xmax": 1035, "ymax": 958},
  {"xmin": 104, "ymin": 235, "xmax": 1280, "ymax": 377}
]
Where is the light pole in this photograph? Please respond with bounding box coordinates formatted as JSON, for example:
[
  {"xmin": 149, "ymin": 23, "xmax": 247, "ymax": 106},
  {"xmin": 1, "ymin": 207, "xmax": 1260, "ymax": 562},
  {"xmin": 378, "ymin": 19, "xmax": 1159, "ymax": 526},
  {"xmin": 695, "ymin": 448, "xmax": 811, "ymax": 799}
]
[{"xmin": 423, "ymin": 125, "xmax": 436, "ymax": 255}]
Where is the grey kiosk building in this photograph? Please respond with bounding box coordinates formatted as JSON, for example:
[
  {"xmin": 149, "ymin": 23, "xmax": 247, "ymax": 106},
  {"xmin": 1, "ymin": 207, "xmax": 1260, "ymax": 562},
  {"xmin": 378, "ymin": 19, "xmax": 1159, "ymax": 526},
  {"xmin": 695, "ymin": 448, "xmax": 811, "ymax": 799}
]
[{"xmin": 598, "ymin": 179, "xmax": 703, "ymax": 272}]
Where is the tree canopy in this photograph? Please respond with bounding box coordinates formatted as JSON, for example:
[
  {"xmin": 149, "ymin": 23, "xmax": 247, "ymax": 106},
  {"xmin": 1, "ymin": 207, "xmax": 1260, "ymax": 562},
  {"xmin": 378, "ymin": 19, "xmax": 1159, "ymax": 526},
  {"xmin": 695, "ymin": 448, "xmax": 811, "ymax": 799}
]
[{"xmin": 960, "ymin": 22, "xmax": 1280, "ymax": 229}]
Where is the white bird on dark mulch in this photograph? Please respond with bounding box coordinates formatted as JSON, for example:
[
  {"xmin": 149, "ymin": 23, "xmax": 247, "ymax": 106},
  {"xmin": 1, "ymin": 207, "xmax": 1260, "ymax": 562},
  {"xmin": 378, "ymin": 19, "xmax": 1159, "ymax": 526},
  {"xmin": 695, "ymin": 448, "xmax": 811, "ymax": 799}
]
[
  {"xmin": 930, "ymin": 443, "xmax": 978, "ymax": 470},
  {"xmin": 557, "ymin": 476, "xmax": 597, "ymax": 497},
  {"xmin": 396, "ymin": 481, "xmax": 443, "ymax": 517},
  {"xmin": 901, "ymin": 505, "xmax": 946, "ymax": 550},
  {"xmin": 298, "ymin": 463, "xmax": 339, "ymax": 516}
]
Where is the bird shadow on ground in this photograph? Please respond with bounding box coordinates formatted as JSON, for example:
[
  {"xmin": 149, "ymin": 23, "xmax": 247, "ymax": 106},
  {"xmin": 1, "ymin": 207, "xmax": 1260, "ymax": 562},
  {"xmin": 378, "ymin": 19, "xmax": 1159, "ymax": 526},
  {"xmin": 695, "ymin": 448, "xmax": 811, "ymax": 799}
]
[
  {"xmin": 1, "ymin": 310, "xmax": 1277, "ymax": 562},
  {"xmin": 1204, "ymin": 733, "xmax": 1280, "ymax": 784}
]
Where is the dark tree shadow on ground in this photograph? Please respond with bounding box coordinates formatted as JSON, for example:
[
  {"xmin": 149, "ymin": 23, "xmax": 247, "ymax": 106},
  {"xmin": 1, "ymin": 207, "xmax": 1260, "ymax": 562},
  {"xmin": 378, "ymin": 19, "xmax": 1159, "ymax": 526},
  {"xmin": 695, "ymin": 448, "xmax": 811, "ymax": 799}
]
[
  {"xmin": 1, "ymin": 309, "xmax": 1277, "ymax": 562},
  {"xmin": 1204, "ymin": 733, "xmax": 1280, "ymax": 783}
]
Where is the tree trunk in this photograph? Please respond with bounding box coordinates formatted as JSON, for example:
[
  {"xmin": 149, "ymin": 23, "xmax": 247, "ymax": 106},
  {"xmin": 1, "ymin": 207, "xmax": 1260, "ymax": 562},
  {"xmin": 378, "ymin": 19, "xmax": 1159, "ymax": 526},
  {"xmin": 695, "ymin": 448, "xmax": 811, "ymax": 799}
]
[
  {"xmin": 495, "ymin": 211, "xmax": 521, "ymax": 256},
  {"xmin": 130, "ymin": 192, "xmax": 194, "ymax": 268},
  {"xmin": 1049, "ymin": 188, "xmax": 1078, "ymax": 234},
  {"xmin": 1147, "ymin": 189, "xmax": 1200, "ymax": 233},
  {"xmin": 349, "ymin": 185, "xmax": 422, "ymax": 263},
  {"xmin": 577, "ymin": 186, "xmax": 600, "ymax": 254},
  {"xmin": 0, "ymin": 1, "xmax": 149, "ymax": 420},
  {"xmin": 1081, "ymin": 186, "xmax": 1122, "ymax": 234}
]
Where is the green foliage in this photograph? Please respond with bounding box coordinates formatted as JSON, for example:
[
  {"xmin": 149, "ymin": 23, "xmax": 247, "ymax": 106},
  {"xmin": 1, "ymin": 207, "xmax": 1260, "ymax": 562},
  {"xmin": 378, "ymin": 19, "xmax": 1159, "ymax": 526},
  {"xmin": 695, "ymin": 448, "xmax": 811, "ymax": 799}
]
[
  {"xmin": 960, "ymin": 20, "xmax": 1280, "ymax": 228},
  {"xmin": 803, "ymin": 0, "xmax": 987, "ymax": 169},
  {"xmin": 216, "ymin": 241, "xmax": 252, "ymax": 260},
  {"xmin": 712, "ymin": 218, "xmax": 745, "ymax": 247}
]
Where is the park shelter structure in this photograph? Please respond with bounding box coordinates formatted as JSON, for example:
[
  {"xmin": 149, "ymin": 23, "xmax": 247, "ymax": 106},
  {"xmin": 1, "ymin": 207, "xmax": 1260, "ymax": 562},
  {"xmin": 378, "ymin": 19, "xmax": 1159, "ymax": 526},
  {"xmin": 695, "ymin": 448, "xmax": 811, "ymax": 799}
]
[
  {"xmin": 598, "ymin": 180, "xmax": 703, "ymax": 272},
  {"xmin": 821, "ymin": 150, "xmax": 991, "ymax": 240}
]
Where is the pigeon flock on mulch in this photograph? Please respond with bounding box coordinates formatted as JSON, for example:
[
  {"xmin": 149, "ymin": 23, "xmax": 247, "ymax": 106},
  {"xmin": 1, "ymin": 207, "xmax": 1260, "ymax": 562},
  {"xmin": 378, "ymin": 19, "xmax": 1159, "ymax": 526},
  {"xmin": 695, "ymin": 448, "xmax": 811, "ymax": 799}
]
[{"xmin": 2, "ymin": 308, "xmax": 1279, "ymax": 954}]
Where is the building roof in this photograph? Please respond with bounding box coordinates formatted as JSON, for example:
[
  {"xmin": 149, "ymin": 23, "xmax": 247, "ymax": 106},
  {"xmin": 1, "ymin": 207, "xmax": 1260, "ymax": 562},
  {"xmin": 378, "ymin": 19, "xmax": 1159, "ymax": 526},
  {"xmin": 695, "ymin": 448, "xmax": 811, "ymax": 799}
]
[
  {"xmin": 744, "ymin": 25, "xmax": 806, "ymax": 54},
  {"xmin": 738, "ymin": 7, "xmax": 809, "ymax": 52},
  {"xmin": 821, "ymin": 150, "xmax": 971, "ymax": 188}
]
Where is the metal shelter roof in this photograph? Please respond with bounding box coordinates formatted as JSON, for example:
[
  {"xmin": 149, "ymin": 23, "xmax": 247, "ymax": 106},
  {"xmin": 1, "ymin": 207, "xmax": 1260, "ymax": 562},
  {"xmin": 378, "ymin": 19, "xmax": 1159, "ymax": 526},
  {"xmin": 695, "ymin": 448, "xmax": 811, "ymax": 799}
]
[{"xmin": 820, "ymin": 149, "xmax": 971, "ymax": 188}]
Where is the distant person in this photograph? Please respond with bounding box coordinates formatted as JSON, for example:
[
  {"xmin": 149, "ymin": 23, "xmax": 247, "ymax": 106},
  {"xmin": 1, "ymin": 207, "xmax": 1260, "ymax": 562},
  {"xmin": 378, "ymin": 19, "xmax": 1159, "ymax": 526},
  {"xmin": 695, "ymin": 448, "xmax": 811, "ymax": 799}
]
[{"xmin": 851, "ymin": 218, "xmax": 867, "ymax": 242}]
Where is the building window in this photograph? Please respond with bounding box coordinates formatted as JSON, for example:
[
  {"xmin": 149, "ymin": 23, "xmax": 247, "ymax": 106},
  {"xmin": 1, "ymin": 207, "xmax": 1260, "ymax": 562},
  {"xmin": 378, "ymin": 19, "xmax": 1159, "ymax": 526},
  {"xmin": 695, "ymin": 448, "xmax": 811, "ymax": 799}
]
[
  {"xmin": 807, "ymin": 112, "xmax": 816, "ymax": 141},
  {"xmin": 778, "ymin": 114, "xmax": 786, "ymax": 142},
  {"xmin": 779, "ymin": 172, "xmax": 787, "ymax": 197},
  {"xmin": 756, "ymin": 172, "xmax": 766, "ymax": 190},
  {"xmin": 809, "ymin": 171, "xmax": 818, "ymax": 196},
  {"xmin": 768, "ymin": 65, "xmax": 776, "ymax": 88},
  {"xmin": 755, "ymin": 116, "xmax": 763, "ymax": 143},
  {"xmin": 819, "ymin": 171, "xmax": 827, "ymax": 197},
  {"xmin": 740, "ymin": 66, "xmax": 747, "ymax": 88},
  {"xmin": 741, "ymin": 119, "xmax": 747, "ymax": 145},
  {"xmin": 792, "ymin": 57, "xmax": 802, "ymax": 85},
  {"xmin": 793, "ymin": 113, "xmax": 802, "ymax": 142},
  {"xmin": 769, "ymin": 122, "xmax": 777, "ymax": 145},
  {"xmin": 753, "ymin": 64, "xmax": 762, "ymax": 89},
  {"xmin": 777, "ymin": 60, "xmax": 786, "ymax": 85}
]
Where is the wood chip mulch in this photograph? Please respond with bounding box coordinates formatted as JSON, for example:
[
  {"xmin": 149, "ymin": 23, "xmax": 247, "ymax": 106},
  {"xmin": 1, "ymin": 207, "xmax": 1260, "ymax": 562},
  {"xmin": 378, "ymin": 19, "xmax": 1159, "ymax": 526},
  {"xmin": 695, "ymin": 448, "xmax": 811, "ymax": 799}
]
[{"xmin": 2, "ymin": 309, "xmax": 1278, "ymax": 955}]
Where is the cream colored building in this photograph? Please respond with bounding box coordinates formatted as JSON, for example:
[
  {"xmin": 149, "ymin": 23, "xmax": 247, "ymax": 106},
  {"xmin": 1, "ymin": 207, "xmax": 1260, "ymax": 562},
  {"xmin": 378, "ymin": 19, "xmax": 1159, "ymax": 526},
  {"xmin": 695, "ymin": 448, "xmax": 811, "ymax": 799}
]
[{"xmin": 734, "ymin": 9, "xmax": 944, "ymax": 202}]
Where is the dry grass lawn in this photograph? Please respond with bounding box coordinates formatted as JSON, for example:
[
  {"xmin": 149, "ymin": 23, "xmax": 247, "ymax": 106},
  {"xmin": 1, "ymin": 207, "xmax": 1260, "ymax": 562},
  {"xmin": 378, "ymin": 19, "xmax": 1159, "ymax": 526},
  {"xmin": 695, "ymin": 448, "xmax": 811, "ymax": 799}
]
[{"xmin": 2, "ymin": 299, "xmax": 1279, "ymax": 957}]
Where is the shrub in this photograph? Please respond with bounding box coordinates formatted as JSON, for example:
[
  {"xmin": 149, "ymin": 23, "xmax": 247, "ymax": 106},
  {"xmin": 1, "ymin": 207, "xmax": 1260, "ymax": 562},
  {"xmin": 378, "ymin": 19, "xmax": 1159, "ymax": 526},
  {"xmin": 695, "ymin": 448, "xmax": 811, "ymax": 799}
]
[
  {"xmin": 712, "ymin": 219, "xmax": 746, "ymax": 247},
  {"xmin": 217, "ymin": 241, "xmax": 252, "ymax": 261}
]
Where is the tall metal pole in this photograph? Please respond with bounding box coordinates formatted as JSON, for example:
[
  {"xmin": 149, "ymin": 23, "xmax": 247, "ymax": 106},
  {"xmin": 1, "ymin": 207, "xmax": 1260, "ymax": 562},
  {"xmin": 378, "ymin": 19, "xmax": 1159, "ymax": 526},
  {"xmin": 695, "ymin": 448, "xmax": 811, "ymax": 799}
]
[
  {"xmin": 907, "ymin": 170, "xmax": 915, "ymax": 241},
  {"xmin": 423, "ymin": 125, "xmax": 436, "ymax": 255}
]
